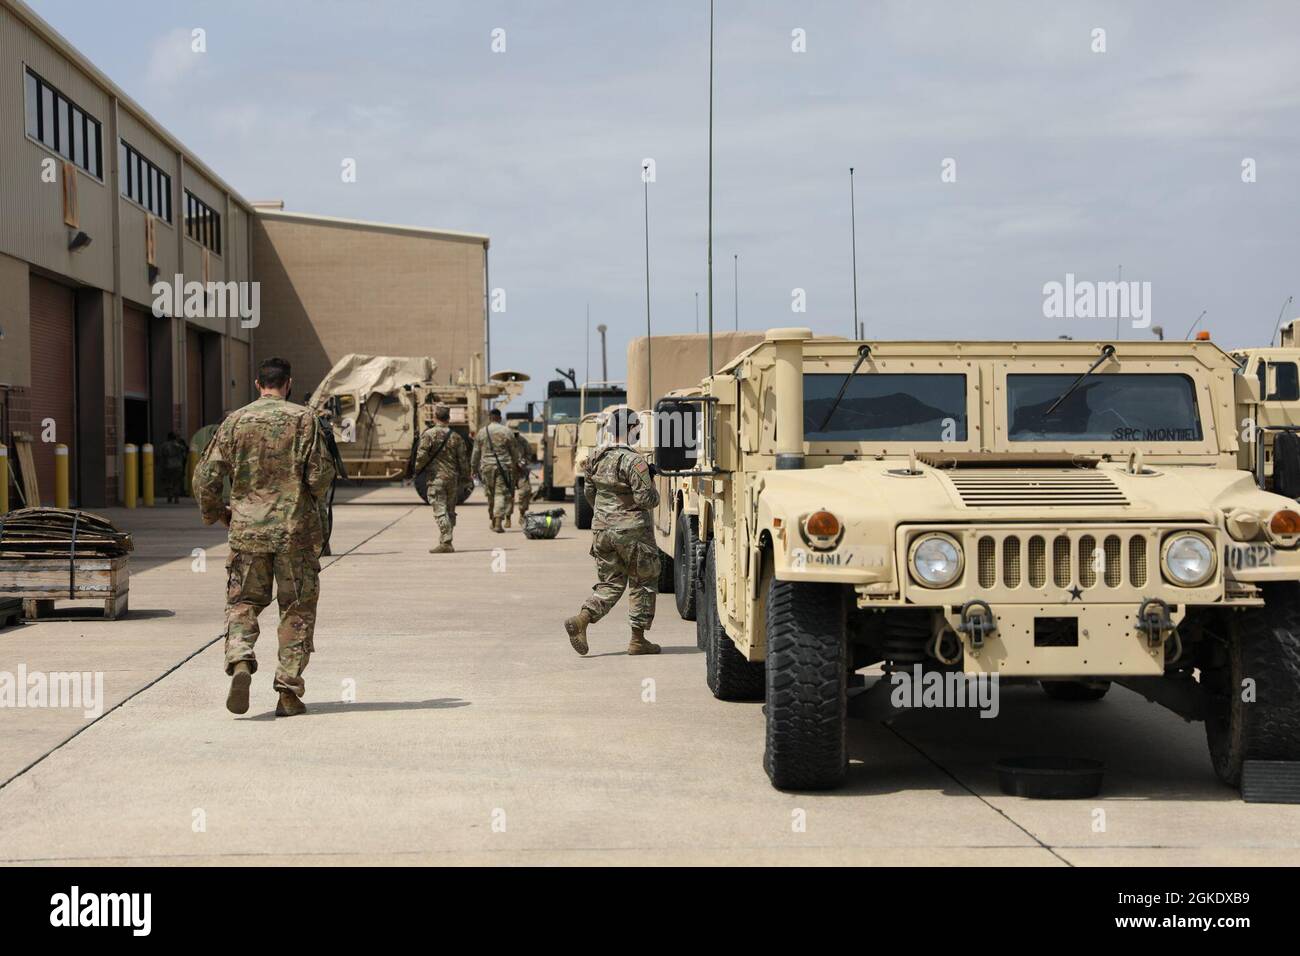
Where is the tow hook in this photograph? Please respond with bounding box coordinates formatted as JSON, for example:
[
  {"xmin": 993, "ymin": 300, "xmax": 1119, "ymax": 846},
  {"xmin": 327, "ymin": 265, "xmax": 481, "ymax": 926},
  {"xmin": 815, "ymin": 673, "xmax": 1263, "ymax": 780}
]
[
  {"xmin": 957, "ymin": 600, "xmax": 998, "ymax": 650},
  {"xmin": 1136, "ymin": 597, "xmax": 1175, "ymax": 648}
]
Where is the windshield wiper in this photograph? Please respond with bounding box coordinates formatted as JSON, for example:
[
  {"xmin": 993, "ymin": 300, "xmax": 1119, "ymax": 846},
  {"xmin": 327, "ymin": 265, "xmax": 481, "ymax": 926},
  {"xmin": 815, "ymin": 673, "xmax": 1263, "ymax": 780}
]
[
  {"xmin": 817, "ymin": 344, "xmax": 872, "ymax": 433},
  {"xmin": 1042, "ymin": 344, "xmax": 1116, "ymax": 418}
]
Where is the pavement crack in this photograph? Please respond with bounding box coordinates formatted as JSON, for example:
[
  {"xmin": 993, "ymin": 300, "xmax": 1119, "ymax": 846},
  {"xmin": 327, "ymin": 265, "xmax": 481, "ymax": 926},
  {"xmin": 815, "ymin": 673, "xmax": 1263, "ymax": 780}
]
[
  {"xmin": 0, "ymin": 506, "xmax": 418, "ymax": 796},
  {"xmin": 880, "ymin": 721, "xmax": 1073, "ymax": 867}
]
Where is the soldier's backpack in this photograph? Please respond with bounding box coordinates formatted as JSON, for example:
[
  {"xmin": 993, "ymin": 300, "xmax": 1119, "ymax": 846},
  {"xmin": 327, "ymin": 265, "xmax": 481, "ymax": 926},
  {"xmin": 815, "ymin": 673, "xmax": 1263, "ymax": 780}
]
[{"xmin": 523, "ymin": 508, "xmax": 565, "ymax": 539}]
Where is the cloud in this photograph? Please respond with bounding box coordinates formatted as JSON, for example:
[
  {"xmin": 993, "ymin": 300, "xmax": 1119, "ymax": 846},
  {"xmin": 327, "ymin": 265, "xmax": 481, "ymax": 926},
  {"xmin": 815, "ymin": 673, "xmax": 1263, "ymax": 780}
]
[{"xmin": 145, "ymin": 27, "xmax": 202, "ymax": 88}]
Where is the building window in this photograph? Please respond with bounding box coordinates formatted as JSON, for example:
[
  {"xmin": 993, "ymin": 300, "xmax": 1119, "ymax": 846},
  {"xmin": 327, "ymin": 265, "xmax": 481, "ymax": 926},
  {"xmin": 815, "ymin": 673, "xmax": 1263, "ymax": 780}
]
[
  {"xmin": 184, "ymin": 189, "xmax": 221, "ymax": 254},
  {"xmin": 120, "ymin": 140, "xmax": 172, "ymax": 221},
  {"xmin": 23, "ymin": 67, "xmax": 102, "ymax": 178}
]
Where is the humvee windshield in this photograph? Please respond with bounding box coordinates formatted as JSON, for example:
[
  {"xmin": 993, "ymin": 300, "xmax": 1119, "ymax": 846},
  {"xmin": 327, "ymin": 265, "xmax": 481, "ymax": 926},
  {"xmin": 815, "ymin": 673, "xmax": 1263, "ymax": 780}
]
[
  {"xmin": 803, "ymin": 373, "xmax": 967, "ymax": 442},
  {"xmin": 1007, "ymin": 373, "xmax": 1203, "ymax": 442},
  {"xmin": 546, "ymin": 392, "xmax": 626, "ymax": 422}
]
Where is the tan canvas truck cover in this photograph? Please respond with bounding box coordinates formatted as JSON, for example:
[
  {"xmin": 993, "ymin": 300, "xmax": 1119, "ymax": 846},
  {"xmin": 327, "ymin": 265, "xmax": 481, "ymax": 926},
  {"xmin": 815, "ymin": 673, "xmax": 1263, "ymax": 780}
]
[
  {"xmin": 626, "ymin": 332, "xmax": 766, "ymax": 409},
  {"xmin": 308, "ymin": 354, "xmax": 437, "ymax": 409}
]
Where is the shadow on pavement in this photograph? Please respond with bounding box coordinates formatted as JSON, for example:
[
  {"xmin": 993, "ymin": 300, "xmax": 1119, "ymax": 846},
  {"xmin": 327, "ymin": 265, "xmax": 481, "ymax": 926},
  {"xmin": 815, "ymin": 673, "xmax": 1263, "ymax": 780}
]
[
  {"xmin": 241, "ymin": 697, "xmax": 470, "ymax": 721},
  {"xmin": 581, "ymin": 645, "xmax": 701, "ymax": 658}
]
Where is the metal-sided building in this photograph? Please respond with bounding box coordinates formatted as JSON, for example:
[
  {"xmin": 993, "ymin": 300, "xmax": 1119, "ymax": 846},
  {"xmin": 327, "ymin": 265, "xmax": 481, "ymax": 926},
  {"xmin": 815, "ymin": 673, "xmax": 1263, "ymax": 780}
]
[
  {"xmin": 0, "ymin": 0, "xmax": 254, "ymax": 507},
  {"xmin": 249, "ymin": 206, "xmax": 489, "ymax": 401}
]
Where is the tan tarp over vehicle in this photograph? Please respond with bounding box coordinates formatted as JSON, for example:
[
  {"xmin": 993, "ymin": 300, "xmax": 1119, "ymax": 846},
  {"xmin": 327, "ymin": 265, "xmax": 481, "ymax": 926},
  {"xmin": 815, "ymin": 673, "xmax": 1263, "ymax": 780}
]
[
  {"xmin": 308, "ymin": 354, "xmax": 438, "ymax": 409},
  {"xmin": 308, "ymin": 353, "xmax": 526, "ymax": 483},
  {"xmin": 626, "ymin": 331, "xmax": 766, "ymax": 410}
]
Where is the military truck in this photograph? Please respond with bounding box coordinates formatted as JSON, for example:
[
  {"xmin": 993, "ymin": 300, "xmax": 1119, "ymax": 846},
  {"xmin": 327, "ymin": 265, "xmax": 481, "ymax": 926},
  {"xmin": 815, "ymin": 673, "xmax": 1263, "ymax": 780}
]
[
  {"xmin": 539, "ymin": 372, "xmax": 626, "ymax": 501},
  {"xmin": 506, "ymin": 403, "xmax": 544, "ymax": 463},
  {"xmin": 308, "ymin": 352, "xmax": 527, "ymax": 502},
  {"xmin": 653, "ymin": 328, "xmax": 1300, "ymax": 792}
]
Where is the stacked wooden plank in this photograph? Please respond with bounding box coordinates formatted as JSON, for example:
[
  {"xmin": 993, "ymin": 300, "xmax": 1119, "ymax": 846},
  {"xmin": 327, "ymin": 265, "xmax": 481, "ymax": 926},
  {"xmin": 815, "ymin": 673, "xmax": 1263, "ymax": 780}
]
[
  {"xmin": 0, "ymin": 508, "xmax": 132, "ymax": 621},
  {"xmin": 0, "ymin": 508, "xmax": 133, "ymax": 557}
]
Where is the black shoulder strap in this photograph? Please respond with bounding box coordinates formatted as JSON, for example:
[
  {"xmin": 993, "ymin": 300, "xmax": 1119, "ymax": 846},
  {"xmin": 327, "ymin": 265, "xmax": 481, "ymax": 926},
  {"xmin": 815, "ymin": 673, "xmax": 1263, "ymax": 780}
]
[{"xmin": 418, "ymin": 428, "xmax": 454, "ymax": 477}]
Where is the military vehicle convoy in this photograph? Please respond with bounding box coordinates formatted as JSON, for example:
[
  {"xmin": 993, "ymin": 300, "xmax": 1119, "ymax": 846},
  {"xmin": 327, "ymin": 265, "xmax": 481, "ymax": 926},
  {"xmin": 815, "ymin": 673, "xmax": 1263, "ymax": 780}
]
[{"xmin": 653, "ymin": 328, "xmax": 1300, "ymax": 792}]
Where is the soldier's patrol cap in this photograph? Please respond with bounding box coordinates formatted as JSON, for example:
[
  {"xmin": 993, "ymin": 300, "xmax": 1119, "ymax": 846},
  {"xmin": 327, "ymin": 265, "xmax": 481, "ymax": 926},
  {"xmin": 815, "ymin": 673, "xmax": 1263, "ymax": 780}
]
[{"xmin": 433, "ymin": 404, "xmax": 451, "ymax": 421}]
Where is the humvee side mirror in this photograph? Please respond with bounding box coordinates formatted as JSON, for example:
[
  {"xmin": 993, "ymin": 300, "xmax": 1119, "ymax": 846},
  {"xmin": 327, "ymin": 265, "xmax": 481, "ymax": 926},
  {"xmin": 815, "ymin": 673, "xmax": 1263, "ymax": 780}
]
[{"xmin": 654, "ymin": 397, "xmax": 716, "ymax": 476}]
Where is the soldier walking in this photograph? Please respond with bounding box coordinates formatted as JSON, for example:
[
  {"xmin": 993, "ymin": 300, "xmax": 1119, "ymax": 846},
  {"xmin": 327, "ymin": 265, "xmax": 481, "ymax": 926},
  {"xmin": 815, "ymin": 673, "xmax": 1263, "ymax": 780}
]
[
  {"xmin": 509, "ymin": 419, "xmax": 533, "ymax": 526},
  {"xmin": 196, "ymin": 357, "xmax": 333, "ymax": 718},
  {"xmin": 472, "ymin": 407, "xmax": 518, "ymax": 533},
  {"xmin": 158, "ymin": 431, "xmax": 188, "ymax": 503},
  {"xmin": 414, "ymin": 404, "xmax": 470, "ymax": 553},
  {"xmin": 564, "ymin": 408, "xmax": 662, "ymax": 656}
]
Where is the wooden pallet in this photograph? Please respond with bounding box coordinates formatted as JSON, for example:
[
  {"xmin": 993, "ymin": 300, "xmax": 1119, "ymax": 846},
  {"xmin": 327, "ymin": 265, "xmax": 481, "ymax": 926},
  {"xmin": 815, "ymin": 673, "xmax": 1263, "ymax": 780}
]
[{"xmin": 0, "ymin": 555, "xmax": 130, "ymax": 621}]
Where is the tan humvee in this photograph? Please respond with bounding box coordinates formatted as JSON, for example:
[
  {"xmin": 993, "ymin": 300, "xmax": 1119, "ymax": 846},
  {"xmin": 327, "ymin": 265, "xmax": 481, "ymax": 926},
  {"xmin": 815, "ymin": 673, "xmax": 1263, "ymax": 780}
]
[
  {"xmin": 1233, "ymin": 318, "xmax": 1300, "ymax": 496},
  {"xmin": 540, "ymin": 381, "xmax": 626, "ymax": 501},
  {"xmin": 653, "ymin": 328, "xmax": 1300, "ymax": 792}
]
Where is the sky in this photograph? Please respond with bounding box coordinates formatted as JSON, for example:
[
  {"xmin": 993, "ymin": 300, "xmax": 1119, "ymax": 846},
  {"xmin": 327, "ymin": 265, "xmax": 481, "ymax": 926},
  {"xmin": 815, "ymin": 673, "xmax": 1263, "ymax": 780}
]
[{"xmin": 27, "ymin": 0, "xmax": 1300, "ymax": 404}]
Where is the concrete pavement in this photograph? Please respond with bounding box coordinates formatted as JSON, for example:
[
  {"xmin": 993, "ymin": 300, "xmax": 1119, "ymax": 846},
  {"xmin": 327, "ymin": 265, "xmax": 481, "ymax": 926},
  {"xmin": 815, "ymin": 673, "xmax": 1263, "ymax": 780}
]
[{"xmin": 0, "ymin": 484, "xmax": 1296, "ymax": 866}]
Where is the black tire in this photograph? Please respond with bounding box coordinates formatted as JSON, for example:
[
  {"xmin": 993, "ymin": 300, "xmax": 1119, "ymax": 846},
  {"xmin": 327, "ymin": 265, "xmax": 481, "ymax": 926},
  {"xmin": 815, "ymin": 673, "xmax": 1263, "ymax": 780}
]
[
  {"xmin": 701, "ymin": 543, "xmax": 764, "ymax": 701},
  {"xmin": 1040, "ymin": 679, "xmax": 1111, "ymax": 702},
  {"xmin": 656, "ymin": 546, "xmax": 675, "ymax": 593},
  {"xmin": 1204, "ymin": 583, "xmax": 1300, "ymax": 787},
  {"xmin": 673, "ymin": 511, "xmax": 702, "ymax": 621},
  {"xmin": 546, "ymin": 485, "xmax": 566, "ymax": 502},
  {"xmin": 574, "ymin": 479, "xmax": 593, "ymax": 529},
  {"xmin": 764, "ymin": 577, "xmax": 848, "ymax": 791},
  {"xmin": 694, "ymin": 543, "xmax": 710, "ymax": 651}
]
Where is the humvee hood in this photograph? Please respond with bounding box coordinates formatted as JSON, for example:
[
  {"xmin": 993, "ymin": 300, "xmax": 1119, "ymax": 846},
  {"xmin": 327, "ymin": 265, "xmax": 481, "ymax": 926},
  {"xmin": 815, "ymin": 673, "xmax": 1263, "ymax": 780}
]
[{"xmin": 754, "ymin": 460, "xmax": 1291, "ymax": 525}]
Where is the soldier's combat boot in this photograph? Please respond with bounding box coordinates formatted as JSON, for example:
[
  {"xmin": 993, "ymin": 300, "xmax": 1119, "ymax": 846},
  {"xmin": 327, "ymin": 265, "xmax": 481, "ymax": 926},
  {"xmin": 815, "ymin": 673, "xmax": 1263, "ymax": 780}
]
[
  {"xmin": 628, "ymin": 628, "xmax": 661, "ymax": 655},
  {"xmin": 492, "ymin": 516, "xmax": 505, "ymax": 533},
  {"xmin": 503, "ymin": 513, "xmax": 511, "ymax": 528},
  {"xmin": 518, "ymin": 507, "xmax": 528, "ymax": 526},
  {"xmin": 429, "ymin": 542, "xmax": 455, "ymax": 553},
  {"xmin": 226, "ymin": 661, "xmax": 252, "ymax": 715},
  {"xmin": 564, "ymin": 609, "xmax": 592, "ymax": 656},
  {"xmin": 275, "ymin": 691, "xmax": 307, "ymax": 717}
]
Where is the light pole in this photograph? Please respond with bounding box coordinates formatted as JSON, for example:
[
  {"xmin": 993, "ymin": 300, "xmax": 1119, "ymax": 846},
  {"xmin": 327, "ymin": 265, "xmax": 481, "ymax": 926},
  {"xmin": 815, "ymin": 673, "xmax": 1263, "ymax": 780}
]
[
  {"xmin": 849, "ymin": 166, "xmax": 859, "ymax": 339},
  {"xmin": 643, "ymin": 162, "xmax": 653, "ymax": 409},
  {"xmin": 596, "ymin": 323, "xmax": 608, "ymax": 382},
  {"xmin": 695, "ymin": 291, "xmax": 700, "ymax": 333},
  {"xmin": 733, "ymin": 253, "xmax": 739, "ymax": 331},
  {"xmin": 706, "ymin": 0, "xmax": 714, "ymax": 373}
]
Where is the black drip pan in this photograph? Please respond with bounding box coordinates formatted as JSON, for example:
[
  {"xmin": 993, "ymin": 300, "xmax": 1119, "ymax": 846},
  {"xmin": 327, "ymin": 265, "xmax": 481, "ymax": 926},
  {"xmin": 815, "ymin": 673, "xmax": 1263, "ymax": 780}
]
[{"xmin": 995, "ymin": 755, "xmax": 1104, "ymax": 799}]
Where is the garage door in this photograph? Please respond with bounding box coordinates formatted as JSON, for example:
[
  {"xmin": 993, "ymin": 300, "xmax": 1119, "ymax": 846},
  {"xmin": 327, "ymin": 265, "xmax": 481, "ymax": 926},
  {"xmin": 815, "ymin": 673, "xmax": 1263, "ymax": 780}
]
[
  {"xmin": 186, "ymin": 325, "xmax": 203, "ymax": 439},
  {"xmin": 123, "ymin": 306, "xmax": 150, "ymax": 400},
  {"xmin": 230, "ymin": 338, "xmax": 250, "ymax": 409},
  {"xmin": 28, "ymin": 275, "xmax": 76, "ymax": 505}
]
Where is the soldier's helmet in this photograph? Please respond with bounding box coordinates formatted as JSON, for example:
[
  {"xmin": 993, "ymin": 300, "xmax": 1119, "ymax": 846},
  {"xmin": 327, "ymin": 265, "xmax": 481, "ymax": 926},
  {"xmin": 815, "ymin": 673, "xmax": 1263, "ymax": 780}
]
[
  {"xmin": 433, "ymin": 404, "xmax": 451, "ymax": 422},
  {"xmin": 507, "ymin": 420, "xmax": 520, "ymax": 430},
  {"xmin": 605, "ymin": 407, "xmax": 641, "ymax": 445}
]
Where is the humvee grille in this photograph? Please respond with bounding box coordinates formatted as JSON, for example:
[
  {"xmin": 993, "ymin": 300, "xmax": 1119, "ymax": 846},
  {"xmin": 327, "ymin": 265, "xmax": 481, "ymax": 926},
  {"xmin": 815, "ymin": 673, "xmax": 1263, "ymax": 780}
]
[
  {"xmin": 948, "ymin": 471, "xmax": 1129, "ymax": 508},
  {"xmin": 974, "ymin": 530, "xmax": 1150, "ymax": 592}
]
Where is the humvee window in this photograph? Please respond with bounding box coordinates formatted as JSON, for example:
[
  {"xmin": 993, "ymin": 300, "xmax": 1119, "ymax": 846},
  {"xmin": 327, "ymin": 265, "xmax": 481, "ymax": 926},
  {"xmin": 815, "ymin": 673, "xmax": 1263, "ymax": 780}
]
[
  {"xmin": 1007, "ymin": 373, "xmax": 1203, "ymax": 442},
  {"xmin": 803, "ymin": 373, "xmax": 967, "ymax": 441},
  {"xmin": 1257, "ymin": 360, "xmax": 1300, "ymax": 401}
]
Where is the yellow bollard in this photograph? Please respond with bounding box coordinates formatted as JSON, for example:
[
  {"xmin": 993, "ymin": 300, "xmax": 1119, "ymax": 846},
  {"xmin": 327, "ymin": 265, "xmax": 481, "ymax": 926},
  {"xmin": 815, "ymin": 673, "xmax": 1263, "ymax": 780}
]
[
  {"xmin": 124, "ymin": 443, "xmax": 138, "ymax": 509},
  {"xmin": 54, "ymin": 444, "xmax": 69, "ymax": 509},
  {"xmin": 0, "ymin": 443, "xmax": 8, "ymax": 514},
  {"xmin": 141, "ymin": 443, "xmax": 155, "ymax": 507}
]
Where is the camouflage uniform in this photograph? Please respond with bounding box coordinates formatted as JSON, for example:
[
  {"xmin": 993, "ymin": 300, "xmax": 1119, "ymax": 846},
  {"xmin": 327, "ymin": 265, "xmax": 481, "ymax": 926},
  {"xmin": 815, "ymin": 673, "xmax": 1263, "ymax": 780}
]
[
  {"xmin": 158, "ymin": 436, "xmax": 188, "ymax": 503},
  {"xmin": 472, "ymin": 421, "xmax": 518, "ymax": 529},
  {"xmin": 580, "ymin": 444, "xmax": 661, "ymax": 630},
  {"xmin": 510, "ymin": 424, "xmax": 533, "ymax": 522},
  {"xmin": 413, "ymin": 423, "xmax": 471, "ymax": 548},
  {"xmin": 195, "ymin": 395, "xmax": 332, "ymax": 697}
]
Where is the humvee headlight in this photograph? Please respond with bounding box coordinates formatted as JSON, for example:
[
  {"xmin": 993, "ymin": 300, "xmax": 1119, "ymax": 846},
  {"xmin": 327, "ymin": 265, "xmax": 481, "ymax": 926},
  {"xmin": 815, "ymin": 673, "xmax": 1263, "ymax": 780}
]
[
  {"xmin": 800, "ymin": 510, "xmax": 842, "ymax": 550},
  {"xmin": 1161, "ymin": 533, "xmax": 1216, "ymax": 587},
  {"xmin": 909, "ymin": 533, "xmax": 963, "ymax": 588},
  {"xmin": 1268, "ymin": 509, "xmax": 1300, "ymax": 541}
]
